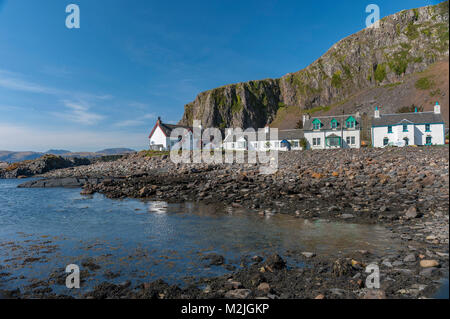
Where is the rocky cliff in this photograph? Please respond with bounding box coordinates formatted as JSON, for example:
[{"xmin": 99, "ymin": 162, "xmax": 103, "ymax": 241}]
[{"xmin": 179, "ymin": 1, "xmax": 449, "ymax": 129}]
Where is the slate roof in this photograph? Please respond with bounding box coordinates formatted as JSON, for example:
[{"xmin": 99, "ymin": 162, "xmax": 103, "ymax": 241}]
[
  {"xmin": 303, "ymin": 114, "xmax": 361, "ymax": 131},
  {"xmin": 372, "ymin": 112, "xmax": 445, "ymax": 127},
  {"xmin": 149, "ymin": 120, "xmax": 193, "ymax": 139},
  {"xmin": 158, "ymin": 123, "xmax": 193, "ymax": 136},
  {"xmin": 278, "ymin": 129, "xmax": 304, "ymax": 141}
]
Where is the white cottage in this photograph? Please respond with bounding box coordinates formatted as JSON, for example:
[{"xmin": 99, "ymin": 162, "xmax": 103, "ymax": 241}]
[
  {"xmin": 302, "ymin": 113, "xmax": 361, "ymax": 149},
  {"xmin": 222, "ymin": 127, "xmax": 304, "ymax": 151},
  {"xmin": 148, "ymin": 117, "xmax": 200, "ymax": 151},
  {"xmin": 371, "ymin": 102, "xmax": 445, "ymax": 148}
]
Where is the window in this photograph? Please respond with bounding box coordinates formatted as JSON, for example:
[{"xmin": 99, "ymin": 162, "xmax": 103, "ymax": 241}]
[
  {"xmin": 346, "ymin": 137, "xmax": 351, "ymax": 145},
  {"xmin": 328, "ymin": 137, "xmax": 340, "ymax": 147},
  {"xmin": 383, "ymin": 138, "xmax": 389, "ymax": 146},
  {"xmin": 253, "ymin": 142, "xmax": 258, "ymax": 148},
  {"xmin": 312, "ymin": 119, "xmax": 321, "ymax": 130},
  {"xmin": 426, "ymin": 136, "xmax": 432, "ymax": 145},
  {"xmin": 404, "ymin": 137, "xmax": 409, "ymax": 146},
  {"xmin": 351, "ymin": 136, "xmax": 355, "ymax": 145},
  {"xmin": 238, "ymin": 142, "xmax": 246, "ymax": 149},
  {"xmin": 425, "ymin": 124, "xmax": 431, "ymax": 132},
  {"xmin": 331, "ymin": 119, "xmax": 338, "ymax": 129},
  {"xmin": 346, "ymin": 116, "xmax": 356, "ymax": 129},
  {"xmin": 403, "ymin": 124, "xmax": 408, "ymax": 132},
  {"xmin": 313, "ymin": 138, "xmax": 321, "ymax": 146},
  {"xmin": 231, "ymin": 143, "xmax": 235, "ymax": 149},
  {"xmin": 293, "ymin": 141, "xmax": 299, "ymax": 148},
  {"xmin": 388, "ymin": 126, "xmax": 393, "ymax": 134}
]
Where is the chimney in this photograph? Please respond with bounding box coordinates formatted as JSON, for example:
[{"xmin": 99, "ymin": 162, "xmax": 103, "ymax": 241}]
[
  {"xmin": 302, "ymin": 113, "xmax": 310, "ymax": 124},
  {"xmin": 157, "ymin": 116, "xmax": 161, "ymax": 124},
  {"xmin": 434, "ymin": 101, "xmax": 441, "ymax": 114},
  {"xmin": 374, "ymin": 106, "xmax": 380, "ymax": 119}
]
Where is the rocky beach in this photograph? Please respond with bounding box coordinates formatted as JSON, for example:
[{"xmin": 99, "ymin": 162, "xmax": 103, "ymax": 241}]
[{"xmin": 1, "ymin": 147, "xmax": 448, "ymax": 299}]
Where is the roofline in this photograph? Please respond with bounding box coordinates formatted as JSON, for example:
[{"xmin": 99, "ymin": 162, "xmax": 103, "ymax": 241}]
[
  {"xmin": 148, "ymin": 122, "xmax": 167, "ymax": 139},
  {"xmin": 305, "ymin": 113, "xmax": 360, "ymax": 120},
  {"xmin": 303, "ymin": 128, "xmax": 360, "ymax": 132},
  {"xmin": 372, "ymin": 122, "xmax": 445, "ymax": 128},
  {"xmin": 379, "ymin": 111, "xmax": 436, "ymax": 116},
  {"xmin": 149, "ymin": 122, "xmax": 195, "ymax": 139}
]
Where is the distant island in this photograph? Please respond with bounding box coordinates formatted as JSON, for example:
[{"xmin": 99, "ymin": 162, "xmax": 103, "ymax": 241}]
[{"xmin": 0, "ymin": 148, "xmax": 136, "ymax": 163}]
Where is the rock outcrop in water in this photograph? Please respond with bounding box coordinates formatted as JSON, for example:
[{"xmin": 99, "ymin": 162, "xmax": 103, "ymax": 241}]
[
  {"xmin": 0, "ymin": 154, "xmax": 91, "ymax": 179},
  {"xmin": 179, "ymin": 1, "xmax": 449, "ymax": 129}
]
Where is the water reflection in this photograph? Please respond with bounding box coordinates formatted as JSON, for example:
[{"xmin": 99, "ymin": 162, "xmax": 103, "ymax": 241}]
[{"xmin": 0, "ymin": 179, "xmax": 404, "ymax": 295}]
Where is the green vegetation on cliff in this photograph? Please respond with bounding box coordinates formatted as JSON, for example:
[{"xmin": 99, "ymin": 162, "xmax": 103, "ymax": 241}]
[{"xmin": 179, "ymin": 1, "xmax": 449, "ymax": 129}]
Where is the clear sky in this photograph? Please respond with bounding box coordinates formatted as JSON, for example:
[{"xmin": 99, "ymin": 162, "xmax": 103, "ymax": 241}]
[{"xmin": 0, "ymin": 0, "xmax": 441, "ymax": 151}]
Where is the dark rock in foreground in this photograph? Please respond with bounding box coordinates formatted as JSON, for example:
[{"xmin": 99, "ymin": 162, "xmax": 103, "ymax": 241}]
[{"xmin": 18, "ymin": 177, "xmax": 102, "ymax": 188}]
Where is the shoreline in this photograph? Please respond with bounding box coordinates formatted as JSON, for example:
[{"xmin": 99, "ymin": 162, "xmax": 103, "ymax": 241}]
[{"xmin": 2, "ymin": 147, "xmax": 449, "ymax": 299}]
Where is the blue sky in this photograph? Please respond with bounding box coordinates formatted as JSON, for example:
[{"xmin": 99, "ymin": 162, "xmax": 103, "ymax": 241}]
[{"xmin": 0, "ymin": 0, "xmax": 440, "ymax": 151}]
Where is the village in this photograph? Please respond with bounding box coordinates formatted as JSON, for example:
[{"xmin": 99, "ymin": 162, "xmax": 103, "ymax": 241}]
[
  {"xmin": 148, "ymin": 102, "xmax": 447, "ymax": 153},
  {"xmin": 0, "ymin": 0, "xmax": 448, "ymax": 303}
]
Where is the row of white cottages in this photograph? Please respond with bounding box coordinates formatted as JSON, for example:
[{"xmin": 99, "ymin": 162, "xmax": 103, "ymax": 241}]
[{"xmin": 148, "ymin": 102, "xmax": 445, "ymax": 151}]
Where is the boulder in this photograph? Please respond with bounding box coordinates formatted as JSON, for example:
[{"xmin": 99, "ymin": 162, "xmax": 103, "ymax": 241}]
[
  {"xmin": 420, "ymin": 260, "xmax": 440, "ymax": 268},
  {"xmin": 257, "ymin": 283, "xmax": 271, "ymax": 294},
  {"xmin": 224, "ymin": 289, "xmax": 251, "ymax": 299},
  {"xmin": 403, "ymin": 254, "xmax": 416, "ymax": 263},
  {"xmin": 362, "ymin": 289, "xmax": 386, "ymax": 299},
  {"xmin": 264, "ymin": 254, "xmax": 286, "ymax": 271},
  {"xmin": 201, "ymin": 253, "xmax": 225, "ymax": 266},
  {"xmin": 404, "ymin": 206, "xmax": 423, "ymax": 219}
]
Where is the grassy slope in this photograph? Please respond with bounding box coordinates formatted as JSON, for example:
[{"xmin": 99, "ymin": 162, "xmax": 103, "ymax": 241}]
[{"xmin": 270, "ymin": 59, "xmax": 449, "ymax": 133}]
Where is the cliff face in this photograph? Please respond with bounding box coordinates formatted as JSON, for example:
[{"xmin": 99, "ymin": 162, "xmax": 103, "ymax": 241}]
[{"xmin": 179, "ymin": 1, "xmax": 449, "ymax": 129}]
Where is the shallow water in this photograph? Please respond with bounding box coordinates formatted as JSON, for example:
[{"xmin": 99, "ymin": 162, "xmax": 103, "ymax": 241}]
[{"xmin": 0, "ymin": 178, "xmax": 407, "ymax": 296}]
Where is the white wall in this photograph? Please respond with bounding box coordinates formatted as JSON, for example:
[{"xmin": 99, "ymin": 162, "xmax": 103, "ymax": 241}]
[
  {"xmin": 223, "ymin": 136, "xmax": 247, "ymax": 151},
  {"xmin": 149, "ymin": 126, "xmax": 168, "ymax": 149},
  {"xmin": 413, "ymin": 123, "xmax": 445, "ymax": 145},
  {"xmin": 372, "ymin": 123, "xmax": 444, "ymax": 147},
  {"xmin": 304, "ymin": 131, "xmax": 326, "ymax": 149},
  {"xmin": 224, "ymin": 139, "xmax": 303, "ymax": 152},
  {"xmin": 341, "ymin": 131, "xmax": 361, "ymax": 149},
  {"xmin": 304, "ymin": 130, "xmax": 360, "ymax": 149}
]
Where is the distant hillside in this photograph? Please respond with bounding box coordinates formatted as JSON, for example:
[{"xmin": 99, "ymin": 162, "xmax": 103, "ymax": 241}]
[
  {"xmin": 0, "ymin": 148, "xmax": 136, "ymax": 163},
  {"xmin": 179, "ymin": 1, "xmax": 449, "ymax": 130},
  {"xmin": 0, "ymin": 151, "xmax": 42, "ymax": 163},
  {"xmin": 46, "ymin": 149, "xmax": 71, "ymax": 155}
]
